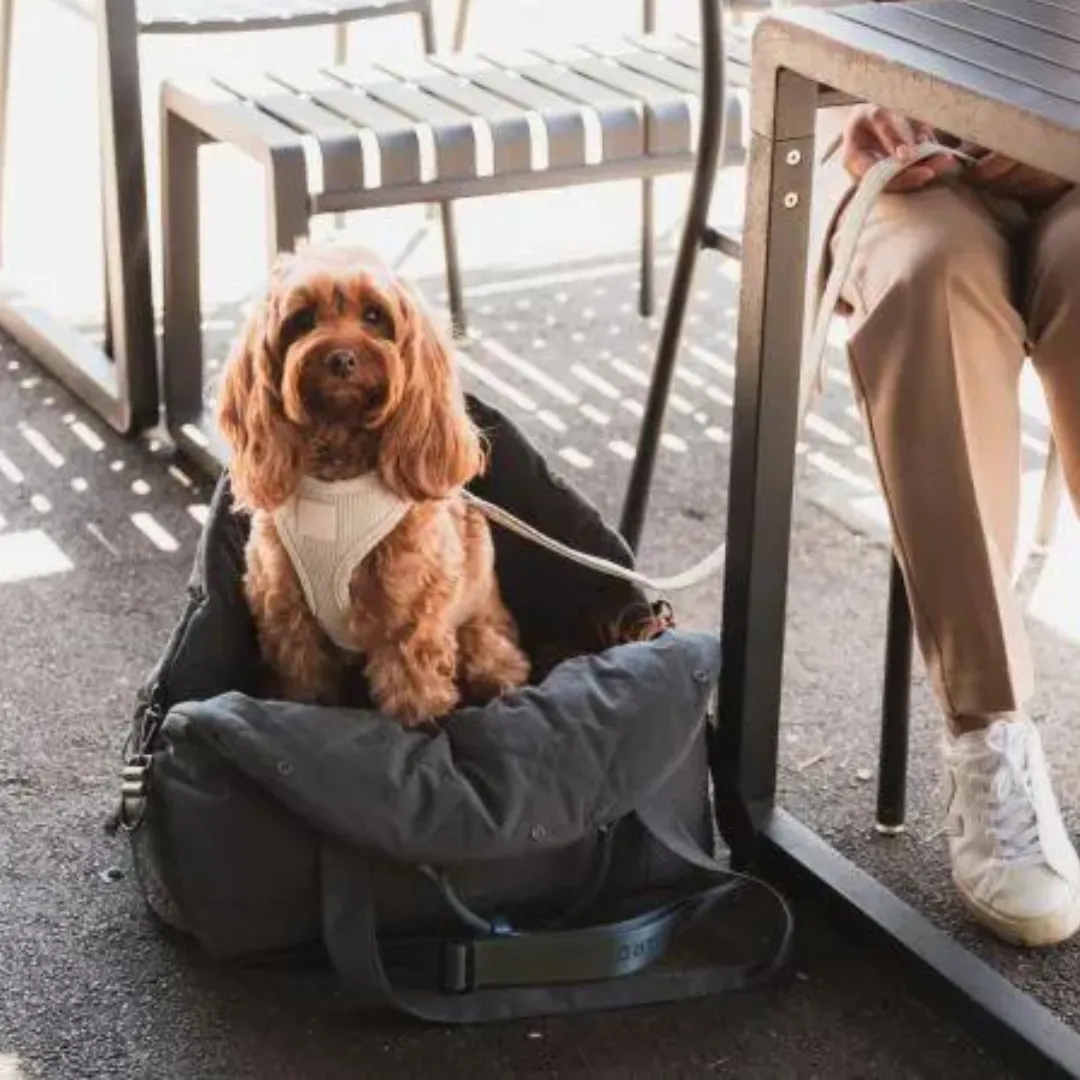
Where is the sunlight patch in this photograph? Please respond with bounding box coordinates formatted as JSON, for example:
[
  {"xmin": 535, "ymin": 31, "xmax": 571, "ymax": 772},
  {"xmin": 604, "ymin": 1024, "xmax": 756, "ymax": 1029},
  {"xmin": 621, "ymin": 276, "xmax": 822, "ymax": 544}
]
[{"xmin": 0, "ymin": 530, "xmax": 73, "ymax": 584}]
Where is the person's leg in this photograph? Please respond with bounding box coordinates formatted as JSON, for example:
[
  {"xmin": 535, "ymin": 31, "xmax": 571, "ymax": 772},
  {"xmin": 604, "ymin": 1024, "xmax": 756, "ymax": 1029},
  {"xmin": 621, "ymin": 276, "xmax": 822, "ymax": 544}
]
[
  {"xmin": 835, "ymin": 182, "xmax": 1080, "ymax": 946},
  {"xmin": 838, "ymin": 183, "xmax": 1032, "ymax": 722},
  {"xmin": 1027, "ymin": 186, "xmax": 1080, "ymax": 514}
]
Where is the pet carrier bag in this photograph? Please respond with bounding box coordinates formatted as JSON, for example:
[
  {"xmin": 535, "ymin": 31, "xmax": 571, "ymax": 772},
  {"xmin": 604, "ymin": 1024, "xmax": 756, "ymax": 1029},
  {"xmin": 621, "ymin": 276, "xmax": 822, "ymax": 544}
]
[{"xmin": 116, "ymin": 395, "xmax": 792, "ymax": 1022}]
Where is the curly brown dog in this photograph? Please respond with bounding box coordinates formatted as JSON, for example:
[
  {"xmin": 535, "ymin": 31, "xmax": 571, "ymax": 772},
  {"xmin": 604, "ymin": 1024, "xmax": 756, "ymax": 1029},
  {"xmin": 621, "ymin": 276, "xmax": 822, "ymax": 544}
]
[{"xmin": 217, "ymin": 245, "xmax": 530, "ymax": 725}]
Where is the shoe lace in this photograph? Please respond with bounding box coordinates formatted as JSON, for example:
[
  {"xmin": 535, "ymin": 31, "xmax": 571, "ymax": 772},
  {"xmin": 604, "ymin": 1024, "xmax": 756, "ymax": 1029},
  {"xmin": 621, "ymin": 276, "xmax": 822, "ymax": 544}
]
[{"xmin": 968, "ymin": 728, "xmax": 1042, "ymax": 864}]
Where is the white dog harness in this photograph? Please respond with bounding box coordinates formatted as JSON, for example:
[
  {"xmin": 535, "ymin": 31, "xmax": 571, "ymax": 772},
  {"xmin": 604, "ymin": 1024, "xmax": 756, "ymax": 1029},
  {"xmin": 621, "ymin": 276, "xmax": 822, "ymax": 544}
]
[{"xmin": 272, "ymin": 473, "xmax": 412, "ymax": 651}]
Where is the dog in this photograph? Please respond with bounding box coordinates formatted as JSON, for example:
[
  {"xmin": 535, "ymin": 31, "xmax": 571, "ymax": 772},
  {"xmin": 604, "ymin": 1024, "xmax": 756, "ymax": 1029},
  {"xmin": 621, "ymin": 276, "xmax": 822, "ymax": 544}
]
[{"xmin": 216, "ymin": 245, "xmax": 531, "ymax": 726}]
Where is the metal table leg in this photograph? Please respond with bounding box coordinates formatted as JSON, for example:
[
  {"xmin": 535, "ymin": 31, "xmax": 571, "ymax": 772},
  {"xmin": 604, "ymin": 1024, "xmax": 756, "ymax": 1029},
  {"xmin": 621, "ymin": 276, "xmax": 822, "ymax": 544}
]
[
  {"xmin": 719, "ymin": 54, "xmax": 1080, "ymax": 1077},
  {"xmin": 0, "ymin": 0, "xmax": 158, "ymax": 435}
]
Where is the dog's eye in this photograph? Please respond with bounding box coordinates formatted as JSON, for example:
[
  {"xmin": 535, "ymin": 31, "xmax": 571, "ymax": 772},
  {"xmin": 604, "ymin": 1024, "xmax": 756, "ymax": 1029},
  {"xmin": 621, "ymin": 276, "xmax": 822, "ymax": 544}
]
[
  {"xmin": 361, "ymin": 303, "xmax": 391, "ymax": 336},
  {"xmin": 279, "ymin": 304, "xmax": 317, "ymax": 352}
]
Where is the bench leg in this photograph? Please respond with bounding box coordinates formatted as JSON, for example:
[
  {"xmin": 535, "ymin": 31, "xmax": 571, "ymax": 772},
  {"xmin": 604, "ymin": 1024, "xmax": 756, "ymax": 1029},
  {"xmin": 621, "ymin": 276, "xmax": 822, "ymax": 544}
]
[
  {"xmin": 266, "ymin": 151, "xmax": 311, "ymax": 260},
  {"xmin": 161, "ymin": 109, "xmax": 207, "ymax": 443},
  {"xmin": 418, "ymin": 2, "xmax": 468, "ymax": 337},
  {"xmin": 440, "ymin": 202, "xmax": 467, "ymax": 339},
  {"xmin": 877, "ymin": 554, "xmax": 913, "ymax": 835},
  {"xmin": 639, "ymin": 180, "xmax": 655, "ymax": 318}
]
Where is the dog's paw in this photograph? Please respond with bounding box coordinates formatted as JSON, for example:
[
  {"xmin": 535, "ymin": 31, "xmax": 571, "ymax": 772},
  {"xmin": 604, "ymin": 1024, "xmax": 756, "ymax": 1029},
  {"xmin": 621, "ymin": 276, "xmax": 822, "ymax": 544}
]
[{"xmin": 460, "ymin": 635, "xmax": 530, "ymax": 704}]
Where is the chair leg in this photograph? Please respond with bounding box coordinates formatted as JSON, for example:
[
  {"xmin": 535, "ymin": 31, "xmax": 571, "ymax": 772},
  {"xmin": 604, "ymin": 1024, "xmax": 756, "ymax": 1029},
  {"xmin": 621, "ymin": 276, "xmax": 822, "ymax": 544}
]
[
  {"xmin": 452, "ymin": 0, "xmax": 472, "ymax": 51},
  {"xmin": 161, "ymin": 109, "xmax": 206, "ymax": 436},
  {"xmin": 1034, "ymin": 435, "xmax": 1065, "ymax": 554},
  {"xmin": 638, "ymin": 0, "xmax": 657, "ymax": 320},
  {"xmin": 0, "ymin": 0, "xmax": 13, "ymax": 267},
  {"xmin": 97, "ymin": 0, "xmax": 159, "ymax": 432},
  {"xmin": 876, "ymin": 554, "xmax": 913, "ymax": 835}
]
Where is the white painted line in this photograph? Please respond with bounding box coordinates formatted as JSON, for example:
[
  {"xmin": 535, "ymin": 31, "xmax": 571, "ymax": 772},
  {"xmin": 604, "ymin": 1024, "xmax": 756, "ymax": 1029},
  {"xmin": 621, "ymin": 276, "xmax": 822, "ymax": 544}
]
[
  {"xmin": 475, "ymin": 333, "xmax": 579, "ymax": 404},
  {"xmin": 621, "ymin": 400, "xmax": 644, "ymax": 419},
  {"xmin": 0, "ymin": 450, "xmax": 24, "ymax": 484},
  {"xmin": 578, "ymin": 404, "xmax": 610, "ymax": 426},
  {"xmin": 805, "ymin": 414, "xmax": 854, "ymax": 447},
  {"xmin": 20, "ymin": 425, "xmax": 64, "ymax": 468},
  {"xmin": 570, "ymin": 365, "xmax": 620, "ymax": 400},
  {"xmin": 807, "ymin": 451, "xmax": 876, "ymax": 492},
  {"xmin": 536, "ymin": 410, "xmax": 567, "ymax": 433},
  {"xmin": 30, "ymin": 494, "xmax": 51, "ymax": 513},
  {"xmin": 609, "ymin": 440, "xmax": 636, "ymax": 461},
  {"xmin": 705, "ymin": 385, "xmax": 732, "ymax": 407},
  {"xmin": 704, "ymin": 427, "xmax": 730, "ymax": 444},
  {"xmin": 69, "ymin": 421, "xmax": 105, "ymax": 452},
  {"xmin": 131, "ymin": 480, "xmax": 151, "ymax": 496},
  {"xmin": 131, "ymin": 513, "xmax": 179, "ymax": 553},
  {"xmin": 609, "ymin": 358, "xmax": 649, "ymax": 387},
  {"xmin": 675, "ymin": 368, "xmax": 704, "ymax": 389},
  {"xmin": 187, "ymin": 504, "xmax": 210, "ymax": 526},
  {"xmin": 661, "ymin": 433, "xmax": 687, "ymax": 452},
  {"xmin": 558, "ymin": 447, "xmax": 593, "ymax": 469},
  {"xmin": 687, "ymin": 343, "xmax": 735, "ymax": 379},
  {"xmin": 71, "ymin": 478, "xmax": 88, "ymax": 493},
  {"xmin": 456, "ymin": 352, "xmax": 538, "ymax": 412},
  {"xmin": 168, "ymin": 466, "xmax": 194, "ymax": 489},
  {"xmin": 180, "ymin": 424, "xmax": 210, "ymax": 449}
]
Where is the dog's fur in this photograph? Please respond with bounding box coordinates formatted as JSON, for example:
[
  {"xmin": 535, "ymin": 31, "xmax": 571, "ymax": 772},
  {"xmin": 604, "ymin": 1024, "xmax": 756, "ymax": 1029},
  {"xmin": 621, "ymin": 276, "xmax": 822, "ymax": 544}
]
[{"xmin": 217, "ymin": 245, "xmax": 530, "ymax": 725}]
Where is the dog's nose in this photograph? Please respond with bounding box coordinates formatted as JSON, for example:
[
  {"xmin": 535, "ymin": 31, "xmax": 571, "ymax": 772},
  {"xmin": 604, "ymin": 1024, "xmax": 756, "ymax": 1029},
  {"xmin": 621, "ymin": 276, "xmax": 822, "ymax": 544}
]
[{"xmin": 325, "ymin": 350, "xmax": 357, "ymax": 378}]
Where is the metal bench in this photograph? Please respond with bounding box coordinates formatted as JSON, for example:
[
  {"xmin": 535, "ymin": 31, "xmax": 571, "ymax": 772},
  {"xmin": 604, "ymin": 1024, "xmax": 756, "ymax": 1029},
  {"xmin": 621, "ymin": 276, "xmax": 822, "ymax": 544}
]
[{"xmin": 159, "ymin": 31, "xmax": 748, "ymax": 470}]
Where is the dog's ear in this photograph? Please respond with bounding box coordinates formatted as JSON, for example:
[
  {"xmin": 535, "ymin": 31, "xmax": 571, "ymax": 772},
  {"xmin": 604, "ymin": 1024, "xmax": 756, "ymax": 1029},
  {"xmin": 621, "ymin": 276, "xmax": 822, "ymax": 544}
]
[
  {"xmin": 377, "ymin": 284, "xmax": 485, "ymax": 501},
  {"xmin": 216, "ymin": 297, "xmax": 304, "ymax": 511}
]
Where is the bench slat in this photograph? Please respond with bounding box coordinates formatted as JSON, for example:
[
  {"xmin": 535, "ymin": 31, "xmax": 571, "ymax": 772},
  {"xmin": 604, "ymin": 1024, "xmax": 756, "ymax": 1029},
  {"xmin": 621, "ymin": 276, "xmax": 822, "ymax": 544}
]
[
  {"xmin": 427, "ymin": 54, "xmax": 590, "ymax": 169},
  {"xmin": 328, "ymin": 69, "xmax": 480, "ymax": 182},
  {"xmin": 212, "ymin": 70, "xmax": 368, "ymax": 193},
  {"xmin": 532, "ymin": 47, "xmax": 695, "ymax": 156},
  {"xmin": 270, "ymin": 67, "xmax": 424, "ymax": 187},
  {"xmin": 481, "ymin": 49, "xmax": 644, "ymax": 162},
  {"xmin": 375, "ymin": 59, "xmax": 534, "ymax": 175}
]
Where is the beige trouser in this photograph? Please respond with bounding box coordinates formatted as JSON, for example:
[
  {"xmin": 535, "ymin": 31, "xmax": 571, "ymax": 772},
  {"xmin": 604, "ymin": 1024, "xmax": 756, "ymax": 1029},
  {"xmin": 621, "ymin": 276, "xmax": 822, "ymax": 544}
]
[{"xmin": 833, "ymin": 180, "xmax": 1080, "ymax": 719}]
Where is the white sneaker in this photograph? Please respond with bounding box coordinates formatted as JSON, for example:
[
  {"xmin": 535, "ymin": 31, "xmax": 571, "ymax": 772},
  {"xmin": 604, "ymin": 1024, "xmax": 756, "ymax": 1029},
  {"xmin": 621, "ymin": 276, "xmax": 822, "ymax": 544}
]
[{"xmin": 943, "ymin": 716, "xmax": 1080, "ymax": 947}]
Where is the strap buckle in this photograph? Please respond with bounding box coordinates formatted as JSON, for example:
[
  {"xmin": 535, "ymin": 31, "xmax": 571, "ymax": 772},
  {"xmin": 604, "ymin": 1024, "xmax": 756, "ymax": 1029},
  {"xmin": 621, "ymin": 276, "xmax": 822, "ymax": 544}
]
[{"xmin": 115, "ymin": 753, "xmax": 152, "ymax": 833}]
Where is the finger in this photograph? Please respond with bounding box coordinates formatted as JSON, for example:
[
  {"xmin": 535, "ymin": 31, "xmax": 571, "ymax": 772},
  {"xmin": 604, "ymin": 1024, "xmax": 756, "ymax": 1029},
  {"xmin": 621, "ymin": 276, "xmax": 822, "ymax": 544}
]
[
  {"xmin": 868, "ymin": 114, "xmax": 904, "ymax": 156},
  {"xmin": 844, "ymin": 146, "xmax": 883, "ymax": 181},
  {"xmin": 885, "ymin": 165, "xmax": 936, "ymax": 193},
  {"xmin": 912, "ymin": 120, "xmax": 938, "ymax": 144},
  {"xmin": 967, "ymin": 153, "xmax": 1020, "ymax": 184}
]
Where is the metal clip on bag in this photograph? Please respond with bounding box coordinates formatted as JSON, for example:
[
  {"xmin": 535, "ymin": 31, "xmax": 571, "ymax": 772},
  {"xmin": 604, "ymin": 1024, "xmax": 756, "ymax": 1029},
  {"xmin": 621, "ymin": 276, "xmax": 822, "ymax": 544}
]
[{"xmin": 119, "ymin": 396, "xmax": 792, "ymax": 1023}]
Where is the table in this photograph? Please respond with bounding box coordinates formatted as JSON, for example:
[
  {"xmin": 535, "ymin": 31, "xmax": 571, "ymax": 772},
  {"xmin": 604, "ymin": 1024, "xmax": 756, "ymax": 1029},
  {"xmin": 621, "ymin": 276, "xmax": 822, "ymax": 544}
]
[{"xmin": 717, "ymin": 1, "xmax": 1080, "ymax": 1074}]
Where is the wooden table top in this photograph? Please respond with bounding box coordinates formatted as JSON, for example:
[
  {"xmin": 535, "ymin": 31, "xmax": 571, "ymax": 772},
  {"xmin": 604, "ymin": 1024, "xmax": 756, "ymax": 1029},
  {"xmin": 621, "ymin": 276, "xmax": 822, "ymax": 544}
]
[{"xmin": 750, "ymin": 0, "xmax": 1080, "ymax": 184}]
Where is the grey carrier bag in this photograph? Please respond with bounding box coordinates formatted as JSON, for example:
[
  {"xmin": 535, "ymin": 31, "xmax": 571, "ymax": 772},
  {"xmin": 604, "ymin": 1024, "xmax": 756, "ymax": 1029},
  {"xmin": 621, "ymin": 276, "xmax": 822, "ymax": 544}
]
[{"xmin": 116, "ymin": 396, "xmax": 793, "ymax": 1023}]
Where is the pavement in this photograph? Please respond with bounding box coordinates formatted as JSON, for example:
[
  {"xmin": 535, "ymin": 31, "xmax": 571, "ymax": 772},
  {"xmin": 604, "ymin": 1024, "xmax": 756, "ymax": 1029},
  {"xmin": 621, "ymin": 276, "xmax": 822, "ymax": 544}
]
[{"xmin": 1, "ymin": 0, "xmax": 1079, "ymax": 1077}]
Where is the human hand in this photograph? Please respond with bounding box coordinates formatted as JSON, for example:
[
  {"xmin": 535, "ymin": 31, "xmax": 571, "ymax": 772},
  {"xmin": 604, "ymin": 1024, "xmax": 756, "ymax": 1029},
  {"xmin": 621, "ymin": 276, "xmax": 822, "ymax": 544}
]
[
  {"xmin": 841, "ymin": 105, "xmax": 962, "ymax": 192},
  {"xmin": 962, "ymin": 153, "xmax": 1070, "ymax": 208}
]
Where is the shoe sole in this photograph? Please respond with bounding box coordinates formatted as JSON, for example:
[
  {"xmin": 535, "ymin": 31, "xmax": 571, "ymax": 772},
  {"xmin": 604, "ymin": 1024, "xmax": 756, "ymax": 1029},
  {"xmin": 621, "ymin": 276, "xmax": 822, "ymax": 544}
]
[{"xmin": 953, "ymin": 874, "xmax": 1080, "ymax": 948}]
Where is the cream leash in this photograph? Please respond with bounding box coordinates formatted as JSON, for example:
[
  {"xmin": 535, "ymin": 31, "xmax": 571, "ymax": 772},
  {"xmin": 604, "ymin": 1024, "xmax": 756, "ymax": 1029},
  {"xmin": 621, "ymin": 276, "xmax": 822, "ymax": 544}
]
[{"xmin": 465, "ymin": 142, "xmax": 972, "ymax": 594}]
